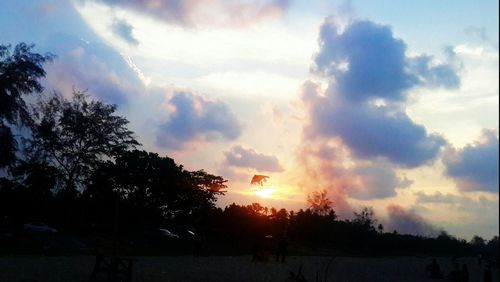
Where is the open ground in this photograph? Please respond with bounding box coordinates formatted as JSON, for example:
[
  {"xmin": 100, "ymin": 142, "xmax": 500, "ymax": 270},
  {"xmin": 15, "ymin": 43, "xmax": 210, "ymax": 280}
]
[{"xmin": 0, "ymin": 255, "xmax": 498, "ymax": 282}]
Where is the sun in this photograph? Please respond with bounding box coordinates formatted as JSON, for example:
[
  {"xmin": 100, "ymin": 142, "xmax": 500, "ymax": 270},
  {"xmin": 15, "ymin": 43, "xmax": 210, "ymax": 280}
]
[{"xmin": 255, "ymin": 185, "xmax": 276, "ymax": 198}]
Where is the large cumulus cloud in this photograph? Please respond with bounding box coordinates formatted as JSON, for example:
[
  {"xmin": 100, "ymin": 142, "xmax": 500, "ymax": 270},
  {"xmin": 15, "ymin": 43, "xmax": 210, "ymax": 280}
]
[
  {"xmin": 302, "ymin": 80, "xmax": 447, "ymax": 168},
  {"xmin": 304, "ymin": 89, "xmax": 447, "ymax": 168},
  {"xmin": 304, "ymin": 19, "xmax": 459, "ymax": 168},
  {"xmin": 297, "ymin": 18, "xmax": 461, "ymax": 205},
  {"xmin": 156, "ymin": 90, "xmax": 241, "ymax": 149},
  {"xmin": 80, "ymin": 0, "xmax": 290, "ymax": 27},
  {"xmin": 443, "ymin": 129, "xmax": 499, "ymax": 192},
  {"xmin": 313, "ymin": 20, "xmax": 459, "ymax": 102},
  {"xmin": 224, "ymin": 145, "xmax": 283, "ymax": 172}
]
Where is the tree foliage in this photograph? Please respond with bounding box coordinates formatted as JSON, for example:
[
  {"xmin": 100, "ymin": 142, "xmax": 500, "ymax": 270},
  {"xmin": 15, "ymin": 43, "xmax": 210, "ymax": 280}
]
[
  {"xmin": 85, "ymin": 150, "xmax": 227, "ymax": 229},
  {"xmin": 307, "ymin": 189, "xmax": 334, "ymax": 217},
  {"xmin": 0, "ymin": 124, "xmax": 16, "ymax": 167},
  {"xmin": 27, "ymin": 91, "xmax": 139, "ymax": 192},
  {"xmin": 0, "ymin": 43, "xmax": 53, "ymax": 167},
  {"xmin": 353, "ymin": 206, "xmax": 377, "ymax": 231}
]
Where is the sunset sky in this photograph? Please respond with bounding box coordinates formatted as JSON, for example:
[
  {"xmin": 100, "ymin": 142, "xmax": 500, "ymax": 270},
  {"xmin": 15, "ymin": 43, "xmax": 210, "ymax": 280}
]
[{"xmin": 1, "ymin": 0, "xmax": 498, "ymax": 240}]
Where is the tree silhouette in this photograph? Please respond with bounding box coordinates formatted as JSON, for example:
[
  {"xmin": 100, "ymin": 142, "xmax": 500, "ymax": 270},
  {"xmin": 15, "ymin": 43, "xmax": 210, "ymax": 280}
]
[
  {"xmin": 27, "ymin": 91, "xmax": 139, "ymax": 193},
  {"xmin": 0, "ymin": 125, "xmax": 16, "ymax": 167},
  {"xmin": 353, "ymin": 207, "xmax": 377, "ymax": 231},
  {"xmin": 0, "ymin": 43, "xmax": 53, "ymax": 167},
  {"xmin": 470, "ymin": 235, "xmax": 485, "ymax": 246},
  {"xmin": 307, "ymin": 189, "xmax": 334, "ymax": 216},
  {"xmin": 84, "ymin": 150, "xmax": 227, "ymax": 230}
]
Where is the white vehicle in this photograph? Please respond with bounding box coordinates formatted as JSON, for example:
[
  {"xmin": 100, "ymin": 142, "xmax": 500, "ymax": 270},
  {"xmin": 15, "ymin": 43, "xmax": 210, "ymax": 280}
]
[
  {"xmin": 158, "ymin": 228, "xmax": 179, "ymax": 239},
  {"xmin": 23, "ymin": 222, "xmax": 57, "ymax": 233}
]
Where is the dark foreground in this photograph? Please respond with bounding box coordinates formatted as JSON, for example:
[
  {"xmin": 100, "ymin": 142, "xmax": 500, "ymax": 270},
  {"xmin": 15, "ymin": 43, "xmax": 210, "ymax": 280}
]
[{"xmin": 0, "ymin": 255, "xmax": 498, "ymax": 282}]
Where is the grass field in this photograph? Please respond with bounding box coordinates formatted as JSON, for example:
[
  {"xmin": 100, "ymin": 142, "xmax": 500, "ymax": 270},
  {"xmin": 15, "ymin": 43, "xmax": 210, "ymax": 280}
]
[{"xmin": 0, "ymin": 255, "xmax": 497, "ymax": 282}]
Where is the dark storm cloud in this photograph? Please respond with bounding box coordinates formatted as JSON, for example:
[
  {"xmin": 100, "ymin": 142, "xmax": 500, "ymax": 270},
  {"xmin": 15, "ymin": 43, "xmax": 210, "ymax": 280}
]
[
  {"xmin": 156, "ymin": 91, "xmax": 241, "ymax": 149},
  {"xmin": 312, "ymin": 20, "xmax": 459, "ymax": 102},
  {"xmin": 443, "ymin": 130, "xmax": 499, "ymax": 192},
  {"xmin": 111, "ymin": 18, "xmax": 139, "ymax": 46},
  {"xmin": 385, "ymin": 204, "xmax": 439, "ymax": 237},
  {"xmin": 224, "ymin": 145, "xmax": 283, "ymax": 172}
]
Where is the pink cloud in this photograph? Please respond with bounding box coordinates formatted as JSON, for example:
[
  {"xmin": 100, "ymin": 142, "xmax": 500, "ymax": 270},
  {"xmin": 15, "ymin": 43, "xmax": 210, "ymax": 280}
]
[{"xmin": 80, "ymin": 0, "xmax": 290, "ymax": 27}]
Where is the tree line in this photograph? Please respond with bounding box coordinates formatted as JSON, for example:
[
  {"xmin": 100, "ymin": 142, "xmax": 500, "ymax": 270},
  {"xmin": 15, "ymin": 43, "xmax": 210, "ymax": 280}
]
[
  {"xmin": 0, "ymin": 43, "xmax": 498, "ymax": 258},
  {"xmin": 1, "ymin": 43, "xmax": 225, "ymax": 234}
]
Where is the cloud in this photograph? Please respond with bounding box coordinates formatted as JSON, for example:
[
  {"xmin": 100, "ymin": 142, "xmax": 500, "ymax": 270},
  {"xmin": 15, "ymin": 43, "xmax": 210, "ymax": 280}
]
[
  {"xmin": 414, "ymin": 191, "xmax": 499, "ymax": 238},
  {"xmin": 302, "ymin": 81, "xmax": 447, "ymax": 168},
  {"xmin": 111, "ymin": 18, "xmax": 139, "ymax": 46},
  {"xmin": 80, "ymin": 0, "xmax": 290, "ymax": 27},
  {"xmin": 385, "ymin": 204, "xmax": 439, "ymax": 237},
  {"xmin": 0, "ymin": 1, "xmax": 144, "ymax": 106},
  {"xmin": 301, "ymin": 19, "xmax": 457, "ymax": 168},
  {"xmin": 464, "ymin": 26, "xmax": 489, "ymax": 42},
  {"xmin": 312, "ymin": 20, "xmax": 459, "ymax": 102},
  {"xmin": 408, "ymin": 55, "xmax": 460, "ymax": 89},
  {"xmin": 300, "ymin": 19, "xmax": 458, "ymax": 168},
  {"xmin": 443, "ymin": 129, "xmax": 499, "ymax": 192},
  {"xmin": 223, "ymin": 145, "xmax": 283, "ymax": 172},
  {"xmin": 415, "ymin": 191, "xmax": 498, "ymax": 207},
  {"xmin": 415, "ymin": 191, "xmax": 461, "ymax": 204},
  {"xmin": 295, "ymin": 139, "xmax": 352, "ymax": 217},
  {"xmin": 348, "ymin": 165, "xmax": 413, "ymax": 200},
  {"xmin": 296, "ymin": 138, "xmax": 412, "ymax": 220},
  {"xmin": 296, "ymin": 18, "xmax": 460, "ymax": 207},
  {"xmin": 156, "ymin": 90, "xmax": 241, "ymax": 149},
  {"xmin": 43, "ymin": 33, "xmax": 144, "ymax": 105}
]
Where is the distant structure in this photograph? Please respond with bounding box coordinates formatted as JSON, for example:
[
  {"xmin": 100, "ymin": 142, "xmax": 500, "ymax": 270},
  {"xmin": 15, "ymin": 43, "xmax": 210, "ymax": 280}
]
[{"xmin": 251, "ymin": 175, "xmax": 269, "ymax": 186}]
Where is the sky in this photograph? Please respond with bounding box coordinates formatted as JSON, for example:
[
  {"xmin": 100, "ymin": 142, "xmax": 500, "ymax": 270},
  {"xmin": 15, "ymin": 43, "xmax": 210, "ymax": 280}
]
[{"xmin": 1, "ymin": 0, "xmax": 498, "ymax": 240}]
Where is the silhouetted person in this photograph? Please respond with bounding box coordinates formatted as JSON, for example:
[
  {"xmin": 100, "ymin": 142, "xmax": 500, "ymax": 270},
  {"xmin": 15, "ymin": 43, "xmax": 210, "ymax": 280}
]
[
  {"xmin": 252, "ymin": 232, "xmax": 264, "ymax": 262},
  {"xmin": 483, "ymin": 267, "xmax": 492, "ymax": 282},
  {"xmin": 426, "ymin": 258, "xmax": 443, "ymax": 279},
  {"xmin": 275, "ymin": 231, "xmax": 287, "ymax": 263},
  {"xmin": 449, "ymin": 262, "xmax": 461, "ymax": 281},
  {"xmin": 496, "ymin": 252, "xmax": 499, "ymax": 269},
  {"xmin": 193, "ymin": 227, "xmax": 205, "ymax": 257},
  {"xmin": 459, "ymin": 264, "xmax": 469, "ymax": 282}
]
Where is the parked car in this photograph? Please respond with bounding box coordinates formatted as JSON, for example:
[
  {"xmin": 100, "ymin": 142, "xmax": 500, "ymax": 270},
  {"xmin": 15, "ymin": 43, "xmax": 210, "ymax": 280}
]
[
  {"xmin": 172, "ymin": 228, "xmax": 196, "ymax": 241},
  {"xmin": 158, "ymin": 228, "xmax": 180, "ymax": 239},
  {"xmin": 23, "ymin": 222, "xmax": 57, "ymax": 233}
]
